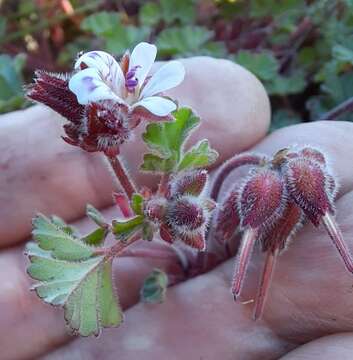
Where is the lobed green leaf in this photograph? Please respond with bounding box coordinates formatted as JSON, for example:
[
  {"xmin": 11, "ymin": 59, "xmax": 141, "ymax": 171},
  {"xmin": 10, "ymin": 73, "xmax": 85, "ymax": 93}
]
[
  {"xmin": 142, "ymin": 107, "xmax": 200, "ymax": 173},
  {"xmin": 32, "ymin": 214, "xmax": 94, "ymax": 261}
]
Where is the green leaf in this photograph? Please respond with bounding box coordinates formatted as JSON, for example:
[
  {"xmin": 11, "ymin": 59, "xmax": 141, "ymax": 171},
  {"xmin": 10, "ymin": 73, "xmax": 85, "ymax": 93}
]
[
  {"xmin": 86, "ymin": 204, "xmax": 108, "ymax": 228},
  {"xmin": 0, "ymin": 54, "xmax": 25, "ymax": 99},
  {"xmin": 269, "ymin": 109, "xmax": 302, "ymax": 132},
  {"xmin": 139, "ymin": 3, "xmax": 161, "ymax": 27},
  {"xmin": 131, "ymin": 194, "xmax": 144, "ymax": 216},
  {"xmin": 82, "ymin": 227, "xmax": 109, "ymax": 246},
  {"xmin": 156, "ymin": 26, "xmax": 213, "ymax": 58},
  {"xmin": 104, "ymin": 26, "xmax": 150, "ymax": 55},
  {"xmin": 50, "ymin": 215, "xmax": 77, "ymax": 236},
  {"xmin": 233, "ymin": 51, "xmax": 279, "ymax": 81},
  {"xmin": 112, "ymin": 215, "xmax": 143, "ymax": 239},
  {"xmin": 178, "ymin": 140, "xmax": 218, "ymax": 171},
  {"xmin": 142, "ymin": 107, "xmax": 200, "ymax": 172},
  {"xmin": 266, "ymin": 71, "xmax": 307, "ymax": 96},
  {"xmin": 140, "ymin": 269, "xmax": 168, "ymax": 304},
  {"xmin": 140, "ymin": 153, "xmax": 176, "ymax": 173},
  {"xmin": 250, "ymin": 0, "xmax": 305, "ymax": 18},
  {"xmin": 28, "ymin": 252, "xmax": 123, "ymax": 336},
  {"xmin": 32, "ymin": 214, "xmax": 93, "ymax": 261},
  {"xmin": 0, "ymin": 17, "xmax": 6, "ymax": 37},
  {"xmin": 307, "ymin": 72, "xmax": 353, "ymax": 121},
  {"xmin": 332, "ymin": 44, "xmax": 353, "ymax": 64},
  {"xmin": 160, "ymin": 0, "xmax": 196, "ymax": 25},
  {"xmin": 81, "ymin": 11, "xmax": 149, "ymax": 55},
  {"xmin": 80, "ymin": 11, "xmax": 119, "ymax": 35}
]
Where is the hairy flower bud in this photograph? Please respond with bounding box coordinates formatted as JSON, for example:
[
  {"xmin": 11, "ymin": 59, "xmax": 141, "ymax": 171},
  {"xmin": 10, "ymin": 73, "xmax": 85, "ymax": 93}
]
[
  {"xmin": 284, "ymin": 157, "xmax": 333, "ymax": 226},
  {"xmin": 168, "ymin": 197, "xmax": 205, "ymax": 231},
  {"xmin": 239, "ymin": 169, "xmax": 285, "ymax": 229},
  {"xmin": 27, "ymin": 71, "xmax": 84, "ymax": 123},
  {"xmin": 215, "ymin": 190, "xmax": 240, "ymax": 242},
  {"xmin": 260, "ymin": 201, "xmax": 303, "ymax": 252},
  {"xmin": 145, "ymin": 197, "xmax": 167, "ymax": 223},
  {"xmin": 63, "ymin": 101, "xmax": 131, "ymax": 156},
  {"xmin": 168, "ymin": 170, "xmax": 208, "ymax": 198}
]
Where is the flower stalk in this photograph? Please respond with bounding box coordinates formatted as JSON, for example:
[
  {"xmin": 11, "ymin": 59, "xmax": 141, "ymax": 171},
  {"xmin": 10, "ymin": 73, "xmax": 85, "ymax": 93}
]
[{"xmin": 106, "ymin": 155, "xmax": 137, "ymax": 199}]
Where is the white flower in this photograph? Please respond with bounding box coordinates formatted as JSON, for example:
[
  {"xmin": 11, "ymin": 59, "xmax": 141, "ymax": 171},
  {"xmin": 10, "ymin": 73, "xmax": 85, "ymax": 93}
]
[{"xmin": 68, "ymin": 42, "xmax": 185, "ymax": 117}]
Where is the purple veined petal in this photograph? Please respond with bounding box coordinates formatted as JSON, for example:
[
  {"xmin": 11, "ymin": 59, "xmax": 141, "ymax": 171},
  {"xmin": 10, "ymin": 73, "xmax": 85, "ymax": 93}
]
[
  {"xmin": 74, "ymin": 50, "xmax": 124, "ymax": 96},
  {"xmin": 129, "ymin": 42, "xmax": 157, "ymax": 87},
  {"xmin": 140, "ymin": 61, "xmax": 185, "ymax": 99},
  {"xmin": 132, "ymin": 96, "xmax": 177, "ymax": 116},
  {"xmin": 69, "ymin": 68, "xmax": 125, "ymax": 105}
]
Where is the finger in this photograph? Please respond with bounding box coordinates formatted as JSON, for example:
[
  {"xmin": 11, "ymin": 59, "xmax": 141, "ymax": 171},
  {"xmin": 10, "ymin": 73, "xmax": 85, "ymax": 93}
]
[
  {"xmin": 42, "ymin": 260, "xmax": 292, "ymax": 360},
  {"xmin": 0, "ymin": 57, "xmax": 270, "ymax": 246},
  {"xmin": 0, "ymin": 205, "xmax": 181, "ymax": 360},
  {"xmin": 279, "ymin": 333, "xmax": 353, "ymax": 359}
]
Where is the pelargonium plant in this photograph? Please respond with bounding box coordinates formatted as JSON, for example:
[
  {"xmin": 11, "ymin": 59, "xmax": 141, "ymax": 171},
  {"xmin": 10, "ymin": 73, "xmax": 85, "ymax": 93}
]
[{"xmin": 25, "ymin": 41, "xmax": 353, "ymax": 337}]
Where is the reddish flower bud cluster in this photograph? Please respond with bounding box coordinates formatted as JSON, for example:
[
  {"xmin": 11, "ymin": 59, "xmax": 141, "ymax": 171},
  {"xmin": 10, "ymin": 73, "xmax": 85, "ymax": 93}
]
[
  {"xmin": 27, "ymin": 70, "xmax": 172, "ymax": 156},
  {"xmin": 145, "ymin": 170, "xmax": 215, "ymax": 250},
  {"xmin": 214, "ymin": 146, "xmax": 352, "ymax": 319}
]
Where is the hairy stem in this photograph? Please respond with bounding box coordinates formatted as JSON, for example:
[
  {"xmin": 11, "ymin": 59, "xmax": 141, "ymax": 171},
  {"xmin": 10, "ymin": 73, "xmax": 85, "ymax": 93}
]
[
  {"xmin": 253, "ymin": 249, "xmax": 278, "ymax": 321},
  {"xmin": 232, "ymin": 228, "xmax": 258, "ymax": 299},
  {"xmin": 106, "ymin": 155, "xmax": 137, "ymax": 199},
  {"xmin": 158, "ymin": 173, "xmax": 170, "ymax": 196},
  {"xmin": 120, "ymin": 248, "xmax": 179, "ymax": 262},
  {"xmin": 210, "ymin": 154, "xmax": 265, "ymax": 201},
  {"xmin": 322, "ymin": 213, "xmax": 353, "ymax": 273},
  {"xmin": 318, "ymin": 96, "xmax": 353, "ymax": 121}
]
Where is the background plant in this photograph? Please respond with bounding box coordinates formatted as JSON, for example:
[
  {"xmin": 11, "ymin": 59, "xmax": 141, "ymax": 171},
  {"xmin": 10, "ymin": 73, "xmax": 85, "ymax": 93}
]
[{"xmin": 2, "ymin": 0, "xmax": 353, "ymax": 126}]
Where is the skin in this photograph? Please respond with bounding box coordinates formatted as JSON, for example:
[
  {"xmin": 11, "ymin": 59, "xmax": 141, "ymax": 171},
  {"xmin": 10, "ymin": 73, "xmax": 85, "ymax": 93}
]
[{"xmin": 0, "ymin": 56, "xmax": 352, "ymax": 359}]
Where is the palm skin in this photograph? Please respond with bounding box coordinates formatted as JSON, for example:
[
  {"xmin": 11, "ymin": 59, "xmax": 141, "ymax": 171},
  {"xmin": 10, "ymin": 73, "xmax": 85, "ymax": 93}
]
[{"xmin": 1, "ymin": 57, "xmax": 353, "ymax": 360}]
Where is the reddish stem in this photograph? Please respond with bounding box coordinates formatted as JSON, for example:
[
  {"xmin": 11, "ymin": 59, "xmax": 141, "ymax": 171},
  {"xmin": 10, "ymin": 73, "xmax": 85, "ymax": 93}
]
[
  {"xmin": 106, "ymin": 155, "xmax": 137, "ymax": 199},
  {"xmin": 318, "ymin": 96, "xmax": 353, "ymax": 121},
  {"xmin": 253, "ymin": 249, "xmax": 278, "ymax": 321},
  {"xmin": 158, "ymin": 173, "xmax": 170, "ymax": 196},
  {"xmin": 232, "ymin": 228, "xmax": 258, "ymax": 299},
  {"xmin": 93, "ymin": 232, "xmax": 142, "ymax": 258},
  {"xmin": 119, "ymin": 248, "xmax": 178, "ymax": 262},
  {"xmin": 322, "ymin": 213, "xmax": 353, "ymax": 273},
  {"xmin": 211, "ymin": 154, "xmax": 265, "ymax": 201}
]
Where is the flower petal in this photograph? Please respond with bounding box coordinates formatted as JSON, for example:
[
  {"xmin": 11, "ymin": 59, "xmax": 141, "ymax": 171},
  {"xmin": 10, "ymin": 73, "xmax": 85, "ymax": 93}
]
[
  {"xmin": 74, "ymin": 51, "xmax": 124, "ymax": 95},
  {"xmin": 140, "ymin": 61, "xmax": 185, "ymax": 98},
  {"xmin": 132, "ymin": 96, "xmax": 177, "ymax": 116},
  {"xmin": 69, "ymin": 68, "xmax": 124, "ymax": 105},
  {"xmin": 129, "ymin": 42, "xmax": 157, "ymax": 87}
]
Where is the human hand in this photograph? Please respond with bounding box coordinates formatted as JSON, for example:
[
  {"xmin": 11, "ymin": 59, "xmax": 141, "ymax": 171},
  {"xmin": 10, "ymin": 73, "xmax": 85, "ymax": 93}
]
[{"xmin": 1, "ymin": 56, "xmax": 352, "ymax": 360}]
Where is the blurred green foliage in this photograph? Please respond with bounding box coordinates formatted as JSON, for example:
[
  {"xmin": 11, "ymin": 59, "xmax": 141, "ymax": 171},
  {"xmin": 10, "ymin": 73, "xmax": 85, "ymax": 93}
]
[{"xmin": 1, "ymin": 0, "xmax": 353, "ymax": 128}]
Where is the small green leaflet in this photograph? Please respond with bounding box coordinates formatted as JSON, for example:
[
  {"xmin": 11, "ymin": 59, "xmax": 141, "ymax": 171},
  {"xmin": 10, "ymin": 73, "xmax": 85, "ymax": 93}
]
[
  {"xmin": 130, "ymin": 193, "xmax": 144, "ymax": 216},
  {"xmin": 141, "ymin": 108, "xmax": 218, "ymax": 173},
  {"xmin": 178, "ymin": 140, "xmax": 218, "ymax": 171},
  {"xmin": 140, "ymin": 154, "xmax": 176, "ymax": 173},
  {"xmin": 140, "ymin": 268, "xmax": 168, "ymax": 304},
  {"xmin": 112, "ymin": 215, "xmax": 144, "ymax": 240},
  {"xmin": 27, "ymin": 214, "xmax": 123, "ymax": 336},
  {"xmin": 86, "ymin": 204, "xmax": 108, "ymax": 228},
  {"xmin": 82, "ymin": 227, "xmax": 109, "ymax": 246}
]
